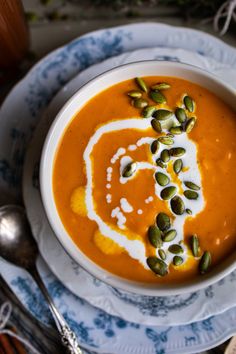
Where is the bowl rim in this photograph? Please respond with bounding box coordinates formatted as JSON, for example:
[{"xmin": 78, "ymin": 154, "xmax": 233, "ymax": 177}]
[{"xmin": 40, "ymin": 60, "xmax": 236, "ymax": 296}]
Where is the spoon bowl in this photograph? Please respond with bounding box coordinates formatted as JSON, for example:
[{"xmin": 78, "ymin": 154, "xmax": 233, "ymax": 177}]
[{"xmin": 0, "ymin": 205, "xmax": 38, "ymax": 270}]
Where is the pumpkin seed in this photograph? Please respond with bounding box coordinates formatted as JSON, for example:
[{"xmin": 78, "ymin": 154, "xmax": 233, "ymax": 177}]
[
  {"xmin": 185, "ymin": 117, "xmax": 196, "ymax": 133},
  {"xmin": 156, "ymin": 158, "xmax": 167, "ymax": 169},
  {"xmin": 162, "ymin": 229, "xmax": 177, "ymax": 242},
  {"xmin": 184, "ymin": 181, "xmax": 200, "ymax": 191},
  {"xmin": 148, "ymin": 225, "xmax": 163, "ymax": 248},
  {"xmin": 155, "ymin": 172, "xmax": 170, "ymax": 186},
  {"xmin": 122, "ymin": 162, "xmax": 137, "ymax": 178},
  {"xmin": 150, "ymin": 90, "xmax": 166, "ymax": 104},
  {"xmin": 186, "ymin": 208, "xmax": 192, "ymax": 215},
  {"xmin": 158, "ymin": 249, "xmax": 166, "ymax": 260},
  {"xmin": 151, "ymin": 140, "xmax": 160, "ymax": 154},
  {"xmin": 158, "ymin": 136, "xmax": 174, "ymax": 145},
  {"xmin": 132, "ymin": 98, "xmax": 148, "ymax": 108},
  {"xmin": 169, "ymin": 126, "xmax": 183, "ymax": 135},
  {"xmin": 146, "ymin": 256, "xmax": 168, "ymax": 276},
  {"xmin": 173, "ymin": 159, "xmax": 183, "ymax": 174},
  {"xmin": 161, "ymin": 149, "xmax": 170, "ymax": 163},
  {"xmin": 184, "ymin": 190, "xmax": 199, "ymax": 200},
  {"xmin": 156, "ymin": 212, "xmax": 170, "ymax": 231},
  {"xmin": 151, "ymin": 119, "xmax": 162, "ymax": 133},
  {"xmin": 168, "ymin": 244, "xmax": 184, "ymax": 254},
  {"xmin": 127, "ymin": 90, "xmax": 142, "ymax": 98},
  {"xmin": 184, "ymin": 95, "xmax": 195, "ymax": 112},
  {"xmin": 173, "ymin": 255, "xmax": 183, "ymax": 266},
  {"xmin": 142, "ymin": 105, "xmax": 156, "ymax": 118},
  {"xmin": 169, "ymin": 147, "xmax": 186, "ymax": 157},
  {"xmin": 161, "ymin": 186, "xmax": 177, "ymax": 200},
  {"xmin": 175, "ymin": 107, "xmax": 187, "ymax": 123},
  {"xmin": 153, "ymin": 109, "xmax": 172, "ymax": 121},
  {"xmin": 190, "ymin": 234, "xmax": 199, "ymax": 257},
  {"xmin": 199, "ymin": 251, "xmax": 211, "ymax": 274},
  {"xmin": 135, "ymin": 77, "xmax": 148, "ymax": 92},
  {"xmin": 151, "ymin": 82, "xmax": 171, "ymax": 90},
  {"xmin": 170, "ymin": 195, "xmax": 185, "ymax": 215}
]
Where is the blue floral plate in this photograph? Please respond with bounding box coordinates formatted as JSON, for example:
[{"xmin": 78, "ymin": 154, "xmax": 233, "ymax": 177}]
[
  {"xmin": 1, "ymin": 23, "xmax": 236, "ymax": 353},
  {"xmin": 22, "ymin": 46, "xmax": 236, "ymax": 327}
]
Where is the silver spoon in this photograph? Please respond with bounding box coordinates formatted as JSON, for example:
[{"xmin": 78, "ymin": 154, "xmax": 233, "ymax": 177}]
[{"xmin": 0, "ymin": 205, "xmax": 83, "ymax": 354}]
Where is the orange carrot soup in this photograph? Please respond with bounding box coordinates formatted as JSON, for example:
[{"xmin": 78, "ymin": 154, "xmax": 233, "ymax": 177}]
[{"xmin": 53, "ymin": 76, "xmax": 236, "ymax": 283}]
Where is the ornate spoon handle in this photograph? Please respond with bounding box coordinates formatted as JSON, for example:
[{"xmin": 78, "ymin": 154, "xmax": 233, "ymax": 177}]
[
  {"xmin": 61, "ymin": 324, "xmax": 83, "ymax": 354},
  {"xmin": 30, "ymin": 266, "xmax": 82, "ymax": 354}
]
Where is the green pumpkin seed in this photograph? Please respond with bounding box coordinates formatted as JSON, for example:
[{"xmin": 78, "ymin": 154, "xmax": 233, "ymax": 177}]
[
  {"xmin": 146, "ymin": 256, "xmax": 168, "ymax": 276},
  {"xmin": 158, "ymin": 136, "xmax": 174, "ymax": 145},
  {"xmin": 148, "ymin": 225, "xmax": 163, "ymax": 248},
  {"xmin": 169, "ymin": 147, "xmax": 186, "ymax": 157},
  {"xmin": 173, "ymin": 255, "xmax": 183, "ymax": 266},
  {"xmin": 158, "ymin": 249, "xmax": 166, "ymax": 260},
  {"xmin": 155, "ymin": 172, "xmax": 170, "ymax": 186},
  {"xmin": 185, "ymin": 117, "xmax": 196, "ymax": 133},
  {"xmin": 151, "ymin": 82, "xmax": 171, "ymax": 90},
  {"xmin": 161, "ymin": 186, "xmax": 177, "ymax": 200},
  {"xmin": 190, "ymin": 234, "xmax": 199, "ymax": 257},
  {"xmin": 127, "ymin": 90, "xmax": 142, "ymax": 98},
  {"xmin": 150, "ymin": 90, "xmax": 166, "ymax": 104},
  {"xmin": 184, "ymin": 95, "xmax": 195, "ymax": 112},
  {"xmin": 175, "ymin": 107, "xmax": 187, "ymax": 123},
  {"xmin": 184, "ymin": 190, "xmax": 199, "ymax": 200},
  {"xmin": 153, "ymin": 109, "xmax": 172, "ymax": 121},
  {"xmin": 135, "ymin": 77, "xmax": 148, "ymax": 92},
  {"xmin": 199, "ymin": 251, "xmax": 211, "ymax": 274},
  {"xmin": 169, "ymin": 126, "xmax": 183, "ymax": 135},
  {"xmin": 156, "ymin": 158, "xmax": 167, "ymax": 169},
  {"xmin": 151, "ymin": 140, "xmax": 160, "ymax": 154},
  {"xmin": 156, "ymin": 212, "xmax": 170, "ymax": 231},
  {"xmin": 186, "ymin": 208, "xmax": 192, "ymax": 215},
  {"xmin": 151, "ymin": 119, "xmax": 162, "ymax": 133},
  {"xmin": 168, "ymin": 244, "xmax": 184, "ymax": 254},
  {"xmin": 132, "ymin": 98, "xmax": 148, "ymax": 108},
  {"xmin": 173, "ymin": 159, "xmax": 183, "ymax": 174},
  {"xmin": 122, "ymin": 162, "xmax": 137, "ymax": 178},
  {"xmin": 162, "ymin": 229, "xmax": 177, "ymax": 242},
  {"xmin": 142, "ymin": 105, "xmax": 156, "ymax": 118},
  {"xmin": 161, "ymin": 149, "xmax": 170, "ymax": 163},
  {"xmin": 184, "ymin": 181, "xmax": 200, "ymax": 191},
  {"xmin": 170, "ymin": 195, "xmax": 185, "ymax": 215}
]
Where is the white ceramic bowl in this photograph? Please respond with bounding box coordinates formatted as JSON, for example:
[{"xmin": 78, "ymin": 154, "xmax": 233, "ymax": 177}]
[{"xmin": 40, "ymin": 61, "xmax": 236, "ymax": 296}]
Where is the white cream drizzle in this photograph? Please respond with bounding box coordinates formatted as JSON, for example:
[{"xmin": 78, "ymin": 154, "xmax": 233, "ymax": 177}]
[
  {"xmin": 120, "ymin": 198, "xmax": 133, "ymax": 213},
  {"xmin": 106, "ymin": 166, "xmax": 113, "ymax": 182},
  {"xmin": 83, "ymin": 117, "xmax": 205, "ymax": 270},
  {"xmin": 111, "ymin": 207, "xmax": 126, "ymax": 229},
  {"xmin": 145, "ymin": 196, "xmax": 154, "ymax": 204},
  {"xmin": 106, "ymin": 194, "xmax": 112, "ymax": 204},
  {"xmin": 111, "ymin": 147, "xmax": 126, "ymax": 164}
]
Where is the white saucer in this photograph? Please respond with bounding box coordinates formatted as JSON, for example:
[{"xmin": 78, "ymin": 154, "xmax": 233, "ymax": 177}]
[{"xmin": 23, "ymin": 46, "xmax": 236, "ymax": 326}]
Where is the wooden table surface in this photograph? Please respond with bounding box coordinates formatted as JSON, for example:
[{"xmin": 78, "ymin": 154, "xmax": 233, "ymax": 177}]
[{"xmin": 0, "ymin": 1, "xmax": 236, "ymax": 353}]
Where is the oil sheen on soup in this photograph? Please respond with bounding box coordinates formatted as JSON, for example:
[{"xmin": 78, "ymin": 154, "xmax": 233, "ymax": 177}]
[{"xmin": 53, "ymin": 76, "xmax": 236, "ymax": 283}]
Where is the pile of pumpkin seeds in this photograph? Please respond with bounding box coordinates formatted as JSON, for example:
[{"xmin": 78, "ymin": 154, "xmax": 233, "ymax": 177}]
[{"xmin": 123, "ymin": 77, "xmax": 211, "ymax": 277}]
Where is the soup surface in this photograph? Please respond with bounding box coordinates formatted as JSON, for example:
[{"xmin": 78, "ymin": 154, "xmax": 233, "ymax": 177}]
[{"xmin": 53, "ymin": 76, "xmax": 236, "ymax": 283}]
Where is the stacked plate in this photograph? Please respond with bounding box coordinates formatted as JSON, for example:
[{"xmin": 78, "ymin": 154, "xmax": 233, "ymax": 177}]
[{"xmin": 1, "ymin": 23, "xmax": 236, "ymax": 354}]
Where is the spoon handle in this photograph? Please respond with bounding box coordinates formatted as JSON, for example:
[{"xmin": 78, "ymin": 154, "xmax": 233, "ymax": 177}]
[{"xmin": 30, "ymin": 266, "xmax": 83, "ymax": 354}]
